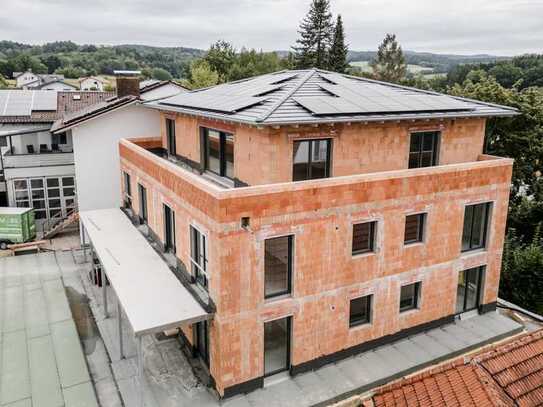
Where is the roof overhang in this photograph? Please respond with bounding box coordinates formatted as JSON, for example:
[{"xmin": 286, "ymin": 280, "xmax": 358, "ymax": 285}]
[
  {"xmin": 80, "ymin": 208, "xmax": 210, "ymax": 336},
  {"xmin": 142, "ymin": 100, "xmax": 519, "ymax": 128},
  {"xmin": 0, "ymin": 125, "xmax": 51, "ymax": 137}
]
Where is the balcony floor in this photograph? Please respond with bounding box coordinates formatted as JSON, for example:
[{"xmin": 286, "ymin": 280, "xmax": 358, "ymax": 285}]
[{"xmin": 60, "ymin": 249, "xmax": 525, "ymax": 407}]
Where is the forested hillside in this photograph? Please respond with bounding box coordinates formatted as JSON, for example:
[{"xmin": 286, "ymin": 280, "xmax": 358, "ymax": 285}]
[{"xmin": 0, "ymin": 40, "xmax": 204, "ymax": 79}]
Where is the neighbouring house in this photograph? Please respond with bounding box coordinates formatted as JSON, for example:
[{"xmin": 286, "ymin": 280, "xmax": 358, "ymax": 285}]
[
  {"xmin": 0, "ymin": 89, "xmax": 114, "ymax": 225},
  {"xmin": 139, "ymin": 79, "xmax": 187, "ymax": 100},
  {"xmin": 362, "ymin": 328, "xmax": 543, "ymax": 406},
  {"xmin": 113, "ymin": 68, "xmax": 519, "ymax": 398},
  {"xmin": 51, "ymin": 73, "xmax": 187, "ymax": 214},
  {"xmin": 79, "ymin": 76, "xmax": 107, "ymax": 91},
  {"xmin": 36, "ymin": 79, "xmax": 78, "ymax": 91},
  {"xmin": 13, "ymin": 71, "xmax": 66, "ymax": 89}
]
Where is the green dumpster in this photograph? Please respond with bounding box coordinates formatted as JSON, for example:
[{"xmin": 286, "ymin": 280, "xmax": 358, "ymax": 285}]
[{"xmin": 0, "ymin": 207, "xmax": 36, "ymax": 249}]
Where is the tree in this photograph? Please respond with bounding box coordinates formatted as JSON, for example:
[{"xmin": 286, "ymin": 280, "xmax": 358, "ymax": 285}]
[
  {"xmin": 0, "ymin": 74, "xmax": 8, "ymax": 89},
  {"xmin": 204, "ymin": 40, "xmax": 236, "ymax": 82},
  {"xmin": 328, "ymin": 15, "xmax": 348, "ymax": 73},
  {"xmin": 188, "ymin": 60, "xmax": 219, "ymax": 90},
  {"xmin": 151, "ymin": 67, "xmax": 172, "ymax": 81},
  {"xmin": 500, "ymin": 228, "xmax": 543, "ymax": 314},
  {"xmin": 370, "ymin": 33, "xmax": 407, "ymax": 83},
  {"xmin": 292, "ymin": 0, "xmax": 334, "ymax": 69}
]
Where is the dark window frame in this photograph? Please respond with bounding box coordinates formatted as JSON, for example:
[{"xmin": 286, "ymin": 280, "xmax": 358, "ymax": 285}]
[
  {"xmin": 52, "ymin": 133, "xmax": 67, "ymax": 145},
  {"xmin": 264, "ymin": 235, "xmax": 293, "ymax": 299},
  {"xmin": 399, "ymin": 282, "xmax": 421, "ymax": 313},
  {"xmin": 404, "ymin": 213, "xmax": 426, "ymax": 245},
  {"xmin": 190, "ymin": 225, "xmax": 209, "ymax": 291},
  {"xmin": 352, "ymin": 221, "xmax": 377, "ymax": 255},
  {"xmin": 202, "ymin": 127, "xmax": 234, "ymax": 179},
  {"xmin": 461, "ymin": 202, "xmax": 491, "ymax": 252},
  {"xmin": 349, "ymin": 295, "xmax": 372, "ymax": 327},
  {"xmin": 263, "ymin": 316, "xmax": 292, "ymax": 377},
  {"xmin": 408, "ymin": 131, "xmax": 440, "ymax": 169},
  {"xmin": 123, "ymin": 172, "xmax": 131, "ymax": 208},
  {"xmin": 137, "ymin": 183, "xmax": 147, "ymax": 223},
  {"xmin": 456, "ymin": 266, "xmax": 485, "ymax": 314},
  {"xmin": 292, "ymin": 138, "xmax": 332, "ymax": 181},
  {"xmin": 163, "ymin": 203, "xmax": 176, "ymax": 254},
  {"xmin": 166, "ymin": 118, "xmax": 176, "ymax": 155}
]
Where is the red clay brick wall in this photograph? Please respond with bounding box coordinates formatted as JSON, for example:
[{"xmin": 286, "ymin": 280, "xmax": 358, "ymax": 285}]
[
  {"xmin": 120, "ymin": 137, "xmax": 512, "ymax": 395},
  {"xmin": 160, "ymin": 113, "xmax": 486, "ymax": 185}
]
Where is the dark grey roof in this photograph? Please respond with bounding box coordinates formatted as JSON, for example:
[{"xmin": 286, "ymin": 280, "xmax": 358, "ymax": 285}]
[{"xmin": 145, "ymin": 69, "xmax": 518, "ymax": 126}]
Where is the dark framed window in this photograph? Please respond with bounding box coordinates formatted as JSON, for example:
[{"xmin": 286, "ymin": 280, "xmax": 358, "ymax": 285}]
[
  {"xmin": 191, "ymin": 225, "xmax": 209, "ymax": 290},
  {"xmin": 264, "ymin": 235, "xmax": 293, "ymax": 299},
  {"xmin": 195, "ymin": 320, "xmax": 209, "ymax": 367},
  {"xmin": 293, "ymin": 139, "xmax": 331, "ymax": 181},
  {"xmin": 52, "ymin": 133, "xmax": 67, "ymax": 145},
  {"xmin": 456, "ymin": 266, "xmax": 484, "ymax": 314},
  {"xmin": 138, "ymin": 183, "xmax": 147, "ymax": 223},
  {"xmin": 349, "ymin": 295, "xmax": 372, "ymax": 327},
  {"xmin": 404, "ymin": 213, "xmax": 425, "ymax": 244},
  {"xmin": 202, "ymin": 127, "xmax": 234, "ymax": 179},
  {"xmin": 264, "ymin": 317, "xmax": 291, "ymax": 377},
  {"xmin": 163, "ymin": 204, "xmax": 176, "ymax": 253},
  {"xmin": 408, "ymin": 131, "xmax": 439, "ymax": 169},
  {"xmin": 400, "ymin": 282, "xmax": 421, "ymax": 312},
  {"xmin": 166, "ymin": 118, "xmax": 176, "ymax": 155},
  {"xmin": 123, "ymin": 172, "xmax": 131, "ymax": 208},
  {"xmin": 352, "ymin": 221, "xmax": 376, "ymax": 255},
  {"xmin": 462, "ymin": 203, "xmax": 491, "ymax": 252}
]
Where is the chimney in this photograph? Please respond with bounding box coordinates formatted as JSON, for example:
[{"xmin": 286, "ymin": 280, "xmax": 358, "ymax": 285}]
[{"xmin": 114, "ymin": 70, "xmax": 141, "ymax": 98}]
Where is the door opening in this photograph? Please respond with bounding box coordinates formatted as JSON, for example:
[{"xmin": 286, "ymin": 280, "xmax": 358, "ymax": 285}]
[
  {"xmin": 264, "ymin": 317, "xmax": 291, "ymax": 377},
  {"xmin": 456, "ymin": 266, "xmax": 484, "ymax": 314},
  {"xmin": 195, "ymin": 321, "xmax": 209, "ymax": 367}
]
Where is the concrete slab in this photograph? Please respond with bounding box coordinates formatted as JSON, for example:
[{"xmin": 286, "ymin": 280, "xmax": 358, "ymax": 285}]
[
  {"xmin": 1, "ymin": 330, "xmax": 30, "ymax": 405},
  {"xmin": 2, "ymin": 286, "xmax": 24, "ymax": 333},
  {"xmin": 62, "ymin": 382, "xmax": 98, "ymax": 407},
  {"xmin": 25, "ymin": 288, "xmax": 50, "ymax": 339},
  {"xmin": 43, "ymin": 279, "xmax": 72, "ymax": 323},
  {"xmin": 50, "ymin": 319, "xmax": 91, "ymax": 388},
  {"xmin": 2, "ymin": 399, "xmax": 32, "ymax": 407},
  {"xmin": 28, "ymin": 335, "xmax": 64, "ymax": 407}
]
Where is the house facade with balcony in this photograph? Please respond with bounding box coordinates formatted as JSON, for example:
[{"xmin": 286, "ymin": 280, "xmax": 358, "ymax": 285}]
[
  {"xmin": 0, "ymin": 90, "xmax": 114, "ymax": 220},
  {"xmin": 118, "ymin": 69, "xmax": 517, "ymax": 398}
]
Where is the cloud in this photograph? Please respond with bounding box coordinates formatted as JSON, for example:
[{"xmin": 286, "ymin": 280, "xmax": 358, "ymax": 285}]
[{"xmin": 0, "ymin": 0, "xmax": 541, "ymax": 55}]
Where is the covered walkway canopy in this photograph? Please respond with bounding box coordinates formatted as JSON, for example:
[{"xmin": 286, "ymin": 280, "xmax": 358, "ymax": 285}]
[{"xmin": 80, "ymin": 208, "xmax": 210, "ymax": 406}]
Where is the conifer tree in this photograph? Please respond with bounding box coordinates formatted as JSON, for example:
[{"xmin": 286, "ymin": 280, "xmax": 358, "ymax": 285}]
[
  {"xmin": 328, "ymin": 15, "xmax": 348, "ymax": 73},
  {"xmin": 370, "ymin": 33, "xmax": 407, "ymax": 83},
  {"xmin": 292, "ymin": 0, "xmax": 334, "ymax": 69}
]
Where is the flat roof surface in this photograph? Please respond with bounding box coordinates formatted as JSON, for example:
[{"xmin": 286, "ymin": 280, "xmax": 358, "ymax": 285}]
[
  {"xmin": 80, "ymin": 208, "xmax": 209, "ymax": 336},
  {"xmin": 0, "ymin": 252, "xmax": 98, "ymax": 407}
]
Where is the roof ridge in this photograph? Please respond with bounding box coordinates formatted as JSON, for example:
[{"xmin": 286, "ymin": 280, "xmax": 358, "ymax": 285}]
[{"xmin": 256, "ymin": 69, "xmax": 317, "ymax": 123}]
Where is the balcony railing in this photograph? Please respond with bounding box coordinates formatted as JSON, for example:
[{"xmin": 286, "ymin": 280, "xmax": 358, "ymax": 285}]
[{"xmin": 3, "ymin": 151, "xmax": 75, "ymax": 168}]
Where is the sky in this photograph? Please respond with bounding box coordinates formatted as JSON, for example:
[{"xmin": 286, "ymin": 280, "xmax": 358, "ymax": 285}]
[{"xmin": 1, "ymin": 0, "xmax": 542, "ymax": 56}]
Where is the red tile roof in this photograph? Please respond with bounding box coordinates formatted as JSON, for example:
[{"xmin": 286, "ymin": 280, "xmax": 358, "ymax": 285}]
[{"xmin": 368, "ymin": 329, "xmax": 543, "ymax": 407}]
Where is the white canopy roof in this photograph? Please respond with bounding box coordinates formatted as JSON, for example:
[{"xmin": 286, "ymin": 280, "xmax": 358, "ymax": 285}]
[{"xmin": 80, "ymin": 208, "xmax": 209, "ymax": 336}]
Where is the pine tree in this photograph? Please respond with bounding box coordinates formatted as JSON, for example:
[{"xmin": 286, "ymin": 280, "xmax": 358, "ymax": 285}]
[
  {"xmin": 328, "ymin": 15, "xmax": 348, "ymax": 73},
  {"xmin": 370, "ymin": 33, "xmax": 407, "ymax": 83},
  {"xmin": 292, "ymin": 0, "xmax": 334, "ymax": 69}
]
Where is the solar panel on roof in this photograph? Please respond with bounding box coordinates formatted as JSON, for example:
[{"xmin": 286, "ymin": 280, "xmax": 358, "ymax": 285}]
[
  {"xmin": 0, "ymin": 92, "xmax": 9, "ymax": 115},
  {"xmin": 159, "ymin": 93, "xmax": 269, "ymax": 114},
  {"xmin": 32, "ymin": 91, "xmax": 57, "ymax": 111},
  {"xmin": 3, "ymin": 91, "xmax": 33, "ymax": 116},
  {"xmin": 294, "ymin": 92, "xmax": 473, "ymax": 116}
]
